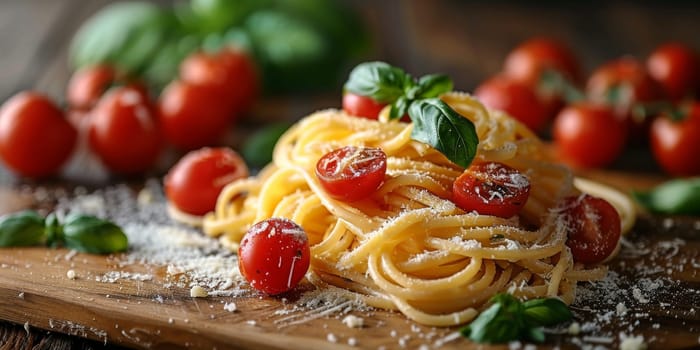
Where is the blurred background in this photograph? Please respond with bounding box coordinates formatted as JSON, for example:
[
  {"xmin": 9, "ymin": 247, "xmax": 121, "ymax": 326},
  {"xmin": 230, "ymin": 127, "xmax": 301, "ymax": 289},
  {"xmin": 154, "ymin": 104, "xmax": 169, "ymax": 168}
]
[{"xmin": 0, "ymin": 0, "xmax": 699, "ymax": 184}]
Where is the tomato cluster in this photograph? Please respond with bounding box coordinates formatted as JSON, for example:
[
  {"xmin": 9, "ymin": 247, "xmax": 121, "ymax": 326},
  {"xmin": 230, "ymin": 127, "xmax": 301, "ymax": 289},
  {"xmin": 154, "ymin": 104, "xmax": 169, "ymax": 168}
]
[
  {"xmin": 474, "ymin": 38, "xmax": 700, "ymax": 176},
  {"xmin": 0, "ymin": 47, "xmax": 258, "ymax": 179}
]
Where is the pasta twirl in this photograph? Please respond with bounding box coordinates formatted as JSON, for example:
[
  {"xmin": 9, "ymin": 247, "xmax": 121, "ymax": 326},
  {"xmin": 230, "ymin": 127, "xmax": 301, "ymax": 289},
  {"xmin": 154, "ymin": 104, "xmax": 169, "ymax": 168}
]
[{"xmin": 198, "ymin": 92, "xmax": 635, "ymax": 327}]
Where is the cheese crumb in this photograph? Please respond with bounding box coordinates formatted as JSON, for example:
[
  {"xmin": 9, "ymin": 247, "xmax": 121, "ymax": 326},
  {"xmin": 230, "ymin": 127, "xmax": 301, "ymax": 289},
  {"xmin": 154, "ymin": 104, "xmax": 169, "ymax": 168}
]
[
  {"xmin": 190, "ymin": 285, "xmax": 208, "ymax": 298},
  {"xmin": 18, "ymin": 292, "xmax": 24, "ymax": 299},
  {"xmin": 66, "ymin": 270, "xmax": 77, "ymax": 280},
  {"xmin": 342, "ymin": 315, "xmax": 364, "ymax": 328},
  {"xmin": 224, "ymin": 302, "xmax": 237, "ymax": 312},
  {"xmin": 616, "ymin": 302, "xmax": 628, "ymax": 316},
  {"xmin": 568, "ymin": 322, "xmax": 581, "ymax": 335},
  {"xmin": 347, "ymin": 337, "xmax": 357, "ymax": 346},
  {"xmin": 23, "ymin": 321, "xmax": 30, "ymax": 334},
  {"xmin": 619, "ymin": 334, "xmax": 647, "ymax": 350},
  {"xmin": 327, "ymin": 333, "xmax": 338, "ymax": 343}
]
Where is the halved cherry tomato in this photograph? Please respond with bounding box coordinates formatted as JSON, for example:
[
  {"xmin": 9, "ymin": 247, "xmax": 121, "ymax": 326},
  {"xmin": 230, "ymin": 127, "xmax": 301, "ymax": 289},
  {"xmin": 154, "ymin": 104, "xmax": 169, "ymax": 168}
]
[
  {"xmin": 650, "ymin": 101, "xmax": 700, "ymax": 176},
  {"xmin": 587, "ymin": 57, "xmax": 660, "ymax": 138},
  {"xmin": 180, "ymin": 48, "xmax": 259, "ymax": 117},
  {"xmin": 342, "ymin": 92, "xmax": 387, "ymax": 119},
  {"xmin": 504, "ymin": 37, "xmax": 581, "ymax": 86},
  {"xmin": 646, "ymin": 42, "xmax": 699, "ymax": 101},
  {"xmin": 158, "ymin": 80, "xmax": 232, "ymax": 151},
  {"xmin": 452, "ymin": 162, "xmax": 530, "ymax": 218},
  {"xmin": 474, "ymin": 75, "xmax": 551, "ymax": 132},
  {"xmin": 89, "ymin": 86, "xmax": 162, "ymax": 174},
  {"xmin": 559, "ymin": 194, "xmax": 621, "ymax": 264},
  {"xmin": 164, "ymin": 147, "xmax": 248, "ymax": 216},
  {"xmin": 0, "ymin": 92, "xmax": 77, "ymax": 178},
  {"xmin": 238, "ymin": 218, "xmax": 311, "ymax": 295},
  {"xmin": 315, "ymin": 146, "xmax": 387, "ymax": 202},
  {"xmin": 553, "ymin": 103, "xmax": 627, "ymax": 169}
]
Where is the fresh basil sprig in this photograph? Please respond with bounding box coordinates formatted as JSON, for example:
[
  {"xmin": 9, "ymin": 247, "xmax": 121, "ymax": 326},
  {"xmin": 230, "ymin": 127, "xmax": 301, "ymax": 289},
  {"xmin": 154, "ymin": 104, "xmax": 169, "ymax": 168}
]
[
  {"xmin": 0, "ymin": 210, "xmax": 128, "ymax": 254},
  {"xmin": 460, "ymin": 293, "xmax": 572, "ymax": 344},
  {"xmin": 633, "ymin": 177, "xmax": 700, "ymax": 215},
  {"xmin": 344, "ymin": 61, "xmax": 476, "ymax": 168}
]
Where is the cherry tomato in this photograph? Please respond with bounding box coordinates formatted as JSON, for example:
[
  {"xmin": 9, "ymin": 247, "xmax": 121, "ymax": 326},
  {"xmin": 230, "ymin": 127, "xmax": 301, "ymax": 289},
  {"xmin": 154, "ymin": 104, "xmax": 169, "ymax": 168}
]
[
  {"xmin": 89, "ymin": 86, "xmax": 162, "ymax": 174},
  {"xmin": 560, "ymin": 194, "xmax": 621, "ymax": 264},
  {"xmin": 67, "ymin": 65, "xmax": 117, "ymax": 110},
  {"xmin": 474, "ymin": 75, "xmax": 551, "ymax": 132},
  {"xmin": 504, "ymin": 37, "xmax": 581, "ymax": 85},
  {"xmin": 342, "ymin": 92, "xmax": 387, "ymax": 119},
  {"xmin": 586, "ymin": 57, "xmax": 660, "ymax": 135},
  {"xmin": 238, "ymin": 218, "xmax": 311, "ymax": 295},
  {"xmin": 0, "ymin": 92, "xmax": 77, "ymax": 178},
  {"xmin": 650, "ymin": 102, "xmax": 700, "ymax": 176},
  {"xmin": 647, "ymin": 42, "xmax": 699, "ymax": 101},
  {"xmin": 315, "ymin": 146, "xmax": 387, "ymax": 202},
  {"xmin": 164, "ymin": 147, "xmax": 249, "ymax": 216},
  {"xmin": 180, "ymin": 48, "xmax": 259, "ymax": 117},
  {"xmin": 552, "ymin": 103, "xmax": 627, "ymax": 169},
  {"xmin": 158, "ymin": 80, "xmax": 232, "ymax": 151},
  {"xmin": 452, "ymin": 162, "xmax": 530, "ymax": 218}
]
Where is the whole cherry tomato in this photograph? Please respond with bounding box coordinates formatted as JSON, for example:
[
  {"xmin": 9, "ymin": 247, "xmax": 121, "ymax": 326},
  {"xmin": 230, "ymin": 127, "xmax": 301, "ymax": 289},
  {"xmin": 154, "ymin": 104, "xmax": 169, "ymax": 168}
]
[
  {"xmin": 89, "ymin": 86, "xmax": 162, "ymax": 174},
  {"xmin": 474, "ymin": 75, "xmax": 551, "ymax": 132},
  {"xmin": 504, "ymin": 37, "xmax": 581, "ymax": 86},
  {"xmin": 238, "ymin": 218, "xmax": 311, "ymax": 295},
  {"xmin": 164, "ymin": 147, "xmax": 249, "ymax": 216},
  {"xmin": 553, "ymin": 103, "xmax": 627, "ymax": 169},
  {"xmin": 452, "ymin": 162, "xmax": 531, "ymax": 218},
  {"xmin": 646, "ymin": 42, "xmax": 699, "ymax": 101},
  {"xmin": 0, "ymin": 92, "xmax": 77, "ymax": 178},
  {"xmin": 586, "ymin": 57, "xmax": 660, "ymax": 137},
  {"xmin": 560, "ymin": 194, "xmax": 621, "ymax": 264},
  {"xmin": 180, "ymin": 48, "xmax": 259, "ymax": 117},
  {"xmin": 342, "ymin": 92, "xmax": 387, "ymax": 119},
  {"xmin": 316, "ymin": 146, "xmax": 387, "ymax": 202},
  {"xmin": 650, "ymin": 102, "xmax": 700, "ymax": 176},
  {"xmin": 67, "ymin": 65, "xmax": 148, "ymax": 111}
]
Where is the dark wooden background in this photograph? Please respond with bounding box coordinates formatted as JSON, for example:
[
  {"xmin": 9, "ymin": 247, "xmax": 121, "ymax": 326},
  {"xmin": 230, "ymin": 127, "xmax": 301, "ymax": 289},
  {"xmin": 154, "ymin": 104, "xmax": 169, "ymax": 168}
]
[{"xmin": 1, "ymin": 1, "xmax": 699, "ymax": 349}]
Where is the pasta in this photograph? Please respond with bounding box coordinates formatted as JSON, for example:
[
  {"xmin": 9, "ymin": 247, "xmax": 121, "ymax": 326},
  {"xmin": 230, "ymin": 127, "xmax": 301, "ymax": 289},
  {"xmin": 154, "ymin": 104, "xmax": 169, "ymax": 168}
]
[{"xmin": 198, "ymin": 92, "xmax": 636, "ymax": 327}]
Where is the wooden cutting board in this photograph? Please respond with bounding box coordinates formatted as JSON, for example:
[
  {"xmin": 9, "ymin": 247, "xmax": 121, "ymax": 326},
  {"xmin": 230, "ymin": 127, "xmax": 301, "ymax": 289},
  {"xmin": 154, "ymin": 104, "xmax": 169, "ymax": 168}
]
[{"xmin": 1, "ymin": 171, "xmax": 699, "ymax": 350}]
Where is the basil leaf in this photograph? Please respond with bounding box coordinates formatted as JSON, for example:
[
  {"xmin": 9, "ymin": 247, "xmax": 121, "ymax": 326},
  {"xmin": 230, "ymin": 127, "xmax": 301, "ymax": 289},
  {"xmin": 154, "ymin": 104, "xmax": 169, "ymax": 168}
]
[
  {"xmin": 416, "ymin": 74, "xmax": 453, "ymax": 99},
  {"xmin": 62, "ymin": 214, "xmax": 128, "ymax": 254},
  {"xmin": 242, "ymin": 122, "xmax": 291, "ymax": 169},
  {"xmin": 527, "ymin": 327, "xmax": 546, "ymax": 343},
  {"xmin": 344, "ymin": 61, "xmax": 413, "ymax": 103},
  {"xmin": 633, "ymin": 178, "xmax": 700, "ymax": 215},
  {"xmin": 522, "ymin": 298, "xmax": 573, "ymax": 326},
  {"xmin": 0, "ymin": 211, "xmax": 46, "ymax": 247},
  {"xmin": 390, "ymin": 95, "xmax": 411, "ymax": 120},
  {"xmin": 409, "ymin": 98, "xmax": 478, "ymax": 168}
]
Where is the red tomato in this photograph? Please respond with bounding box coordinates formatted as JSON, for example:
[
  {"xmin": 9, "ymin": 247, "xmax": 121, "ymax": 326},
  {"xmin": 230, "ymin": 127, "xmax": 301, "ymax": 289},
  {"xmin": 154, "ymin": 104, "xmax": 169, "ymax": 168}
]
[
  {"xmin": 452, "ymin": 162, "xmax": 530, "ymax": 218},
  {"xmin": 89, "ymin": 86, "xmax": 162, "ymax": 174},
  {"xmin": 158, "ymin": 80, "xmax": 232, "ymax": 151},
  {"xmin": 474, "ymin": 75, "xmax": 551, "ymax": 132},
  {"xmin": 647, "ymin": 42, "xmax": 699, "ymax": 101},
  {"xmin": 0, "ymin": 92, "xmax": 77, "ymax": 178},
  {"xmin": 67, "ymin": 65, "xmax": 117, "ymax": 110},
  {"xmin": 560, "ymin": 194, "xmax": 621, "ymax": 264},
  {"xmin": 315, "ymin": 146, "xmax": 387, "ymax": 202},
  {"xmin": 504, "ymin": 37, "xmax": 581, "ymax": 85},
  {"xmin": 238, "ymin": 218, "xmax": 311, "ymax": 295},
  {"xmin": 587, "ymin": 58, "xmax": 660, "ymax": 135},
  {"xmin": 650, "ymin": 102, "xmax": 700, "ymax": 176},
  {"xmin": 553, "ymin": 103, "xmax": 627, "ymax": 169},
  {"xmin": 164, "ymin": 147, "xmax": 249, "ymax": 216},
  {"xmin": 342, "ymin": 92, "xmax": 387, "ymax": 119},
  {"xmin": 180, "ymin": 48, "xmax": 259, "ymax": 117}
]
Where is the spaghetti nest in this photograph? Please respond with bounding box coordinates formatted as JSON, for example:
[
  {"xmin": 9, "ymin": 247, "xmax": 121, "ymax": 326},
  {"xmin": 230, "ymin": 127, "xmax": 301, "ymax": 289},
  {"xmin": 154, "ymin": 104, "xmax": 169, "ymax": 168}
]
[{"xmin": 201, "ymin": 92, "xmax": 634, "ymax": 326}]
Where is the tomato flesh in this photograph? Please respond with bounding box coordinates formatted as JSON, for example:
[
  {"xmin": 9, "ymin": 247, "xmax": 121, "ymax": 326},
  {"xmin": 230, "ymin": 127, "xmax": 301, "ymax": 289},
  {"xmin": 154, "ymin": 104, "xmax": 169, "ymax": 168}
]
[
  {"xmin": 559, "ymin": 194, "xmax": 621, "ymax": 264},
  {"xmin": 238, "ymin": 218, "xmax": 311, "ymax": 295},
  {"xmin": 553, "ymin": 103, "xmax": 627, "ymax": 169},
  {"xmin": 474, "ymin": 75, "xmax": 551, "ymax": 132},
  {"xmin": 89, "ymin": 86, "xmax": 162, "ymax": 174},
  {"xmin": 0, "ymin": 92, "xmax": 77, "ymax": 178},
  {"xmin": 315, "ymin": 146, "xmax": 387, "ymax": 202},
  {"xmin": 650, "ymin": 102, "xmax": 700, "ymax": 176},
  {"xmin": 165, "ymin": 147, "xmax": 249, "ymax": 216},
  {"xmin": 452, "ymin": 162, "xmax": 530, "ymax": 218}
]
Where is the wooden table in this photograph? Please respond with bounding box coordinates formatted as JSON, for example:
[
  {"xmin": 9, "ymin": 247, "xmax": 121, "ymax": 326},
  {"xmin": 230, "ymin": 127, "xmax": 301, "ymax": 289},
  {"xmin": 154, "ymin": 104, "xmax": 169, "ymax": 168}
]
[{"xmin": 1, "ymin": 1, "xmax": 699, "ymax": 349}]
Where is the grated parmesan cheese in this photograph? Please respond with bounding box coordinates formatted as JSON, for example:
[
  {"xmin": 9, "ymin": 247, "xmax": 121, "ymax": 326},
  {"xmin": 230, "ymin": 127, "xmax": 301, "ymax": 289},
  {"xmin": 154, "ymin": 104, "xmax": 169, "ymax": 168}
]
[
  {"xmin": 190, "ymin": 286, "xmax": 208, "ymax": 298},
  {"xmin": 342, "ymin": 315, "xmax": 364, "ymax": 328}
]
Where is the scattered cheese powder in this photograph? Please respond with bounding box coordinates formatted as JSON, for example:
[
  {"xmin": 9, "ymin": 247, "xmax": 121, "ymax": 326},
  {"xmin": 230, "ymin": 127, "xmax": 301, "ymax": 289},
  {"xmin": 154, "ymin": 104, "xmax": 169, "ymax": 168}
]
[
  {"xmin": 190, "ymin": 286, "xmax": 208, "ymax": 298},
  {"xmin": 342, "ymin": 315, "xmax": 364, "ymax": 328}
]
